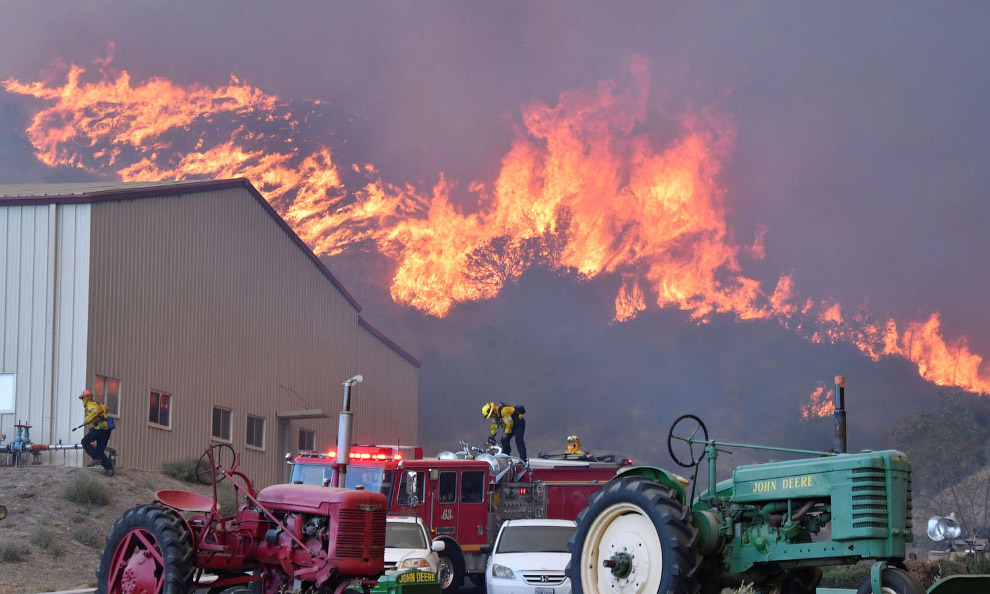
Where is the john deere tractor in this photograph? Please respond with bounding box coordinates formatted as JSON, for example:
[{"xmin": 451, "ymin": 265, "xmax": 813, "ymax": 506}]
[{"xmin": 567, "ymin": 403, "xmax": 968, "ymax": 594}]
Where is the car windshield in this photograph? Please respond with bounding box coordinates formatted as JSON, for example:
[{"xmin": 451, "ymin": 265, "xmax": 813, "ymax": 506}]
[
  {"xmin": 387, "ymin": 522, "xmax": 428, "ymax": 549},
  {"xmin": 496, "ymin": 525, "xmax": 574, "ymax": 554}
]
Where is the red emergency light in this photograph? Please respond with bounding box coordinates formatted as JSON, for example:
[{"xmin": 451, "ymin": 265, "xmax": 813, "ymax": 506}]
[{"xmin": 326, "ymin": 445, "xmax": 408, "ymax": 461}]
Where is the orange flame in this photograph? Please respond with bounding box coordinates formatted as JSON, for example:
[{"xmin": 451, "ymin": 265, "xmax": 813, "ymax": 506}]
[
  {"xmin": 4, "ymin": 54, "xmax": 990, "ymax": 395},
  {"xmin": 801, "ymin": 383, "xmax": 836, "ymax": 419}
]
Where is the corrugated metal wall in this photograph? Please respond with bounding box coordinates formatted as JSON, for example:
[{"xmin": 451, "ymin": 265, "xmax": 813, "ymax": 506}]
[
  {"xmin": 87, "ymin": 187, "xmax": 418, "ymax": 487},
  {"xmin": 352, "ymin": 323, "xmax": 419, "ymax": 448},
  {"xmin": 0, "ymin": 203, "xmax": 90, "ymax": 449}
]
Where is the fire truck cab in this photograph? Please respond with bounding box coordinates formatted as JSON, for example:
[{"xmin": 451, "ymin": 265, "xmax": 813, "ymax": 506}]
[{"xmin": 289, "ymin": 444, "xmax": 629, "ymax": 592}]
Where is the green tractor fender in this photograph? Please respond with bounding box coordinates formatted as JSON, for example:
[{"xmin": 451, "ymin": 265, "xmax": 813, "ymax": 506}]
[
  {"xmin": 612, "ymin": 465, "xmax": 688, "ymax": 507},
  {"xmin": 925, "ymin": 574, "xmax": 990, "ymax": 594}
]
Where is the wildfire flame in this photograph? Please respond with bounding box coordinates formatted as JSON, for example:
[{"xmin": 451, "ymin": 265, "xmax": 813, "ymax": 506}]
[
  {"xmin": 801, "ymin": 383, "xmax": 836, "ymax": 419},
  {"xmin": 4, "ymin": 52, "xmax": 990, "ymax": 396}
]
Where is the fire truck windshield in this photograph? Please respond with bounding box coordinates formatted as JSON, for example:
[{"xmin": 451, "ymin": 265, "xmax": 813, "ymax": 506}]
[{"xmin": 290, "ymin": 463, "xmax": 394, "ymax": 496}]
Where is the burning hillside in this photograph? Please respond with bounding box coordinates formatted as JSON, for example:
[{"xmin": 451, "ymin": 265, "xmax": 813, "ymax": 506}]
[{"xmin": 4, "ymin": 52, "xmax": 990, "ymax": 398}]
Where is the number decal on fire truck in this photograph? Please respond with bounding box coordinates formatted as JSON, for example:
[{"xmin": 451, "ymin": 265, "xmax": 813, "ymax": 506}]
[{"xmin": 440, "ymin": 508, "xmax": 454, "ymax": 520}]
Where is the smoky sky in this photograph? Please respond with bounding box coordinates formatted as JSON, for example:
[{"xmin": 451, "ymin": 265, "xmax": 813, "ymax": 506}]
[{"xmin": 2, "ymin": 2, "xmax": 990, "ymax": 467}]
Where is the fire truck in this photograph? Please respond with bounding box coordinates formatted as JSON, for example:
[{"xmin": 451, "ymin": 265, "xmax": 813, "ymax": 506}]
[{"xmin": 289, "ymin": 442, "xmax": 631, "ymax": 592}]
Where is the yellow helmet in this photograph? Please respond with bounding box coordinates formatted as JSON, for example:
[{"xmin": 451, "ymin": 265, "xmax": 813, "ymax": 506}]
[
  {"xmin": 482, "ymin": 402, "xmax": 496, "ymax": 419},
  {"xmin": 567, "ymin": 435, "xmax": 580, "ymax": 444}
]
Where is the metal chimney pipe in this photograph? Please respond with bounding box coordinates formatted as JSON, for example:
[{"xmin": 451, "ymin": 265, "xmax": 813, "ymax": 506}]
[
  {"xmin": 334, "ymin": 374, "xmax": 363, "ymax": 487},
  {"xmin": 833, "ymin": 375, "xmax": 847, "ymax": 453}
]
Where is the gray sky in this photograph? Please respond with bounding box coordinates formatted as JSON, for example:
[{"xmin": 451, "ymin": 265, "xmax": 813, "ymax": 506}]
[{"xmin": 2, "ymin": 1, "xmax": 989, "ymax": 459}]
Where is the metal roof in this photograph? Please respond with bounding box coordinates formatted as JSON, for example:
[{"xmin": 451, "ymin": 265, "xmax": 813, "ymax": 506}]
[{"xmin": 0, "ymin": 177, "xmax": 363, "ymax": 312}]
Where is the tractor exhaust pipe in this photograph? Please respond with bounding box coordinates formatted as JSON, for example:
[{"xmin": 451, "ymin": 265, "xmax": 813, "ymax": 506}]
[
  {"xmin": 334, "ymin": 374, "xmax": 363, "ymax": 487},
  {"xmin": 833, "ymin": 375, "xmax": 847, "ymax": 454}
]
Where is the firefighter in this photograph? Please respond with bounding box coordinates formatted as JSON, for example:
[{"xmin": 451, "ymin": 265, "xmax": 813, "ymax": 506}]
[
  {"xmin": 79, "ymin": 389, "xmax": 114, "ymax": 476},
  {"xmin": 567, "ymin": 435, "xmax": 585, "ymax": 455},
  {"xmin": 482, "ymin": 402, "xmax": 527, "ymax": 461}
]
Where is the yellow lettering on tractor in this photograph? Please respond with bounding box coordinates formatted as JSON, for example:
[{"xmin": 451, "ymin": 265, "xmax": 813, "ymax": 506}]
[{"xmin": 752, "ymin": 480, "xmax": 777, "ymax": 493}]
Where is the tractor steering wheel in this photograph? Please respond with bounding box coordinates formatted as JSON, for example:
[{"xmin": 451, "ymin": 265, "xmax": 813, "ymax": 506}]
[
  {"xmin": 667, "ymin": 414, "xmax": 709, "ymax": 468},
  {"xmin": 196, "ymin": 443, "xmax": 237, "ymax": 485}
]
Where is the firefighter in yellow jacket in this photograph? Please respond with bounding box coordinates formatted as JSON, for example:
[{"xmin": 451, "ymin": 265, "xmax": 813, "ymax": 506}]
[
  {"xmin": 482, "ymin": 402, "xmax": 527, "ymax": 461},
  {"xmin": 566, "ymin": 435, "xmax": 585, "ymax": 455},
  {"xmin": 79, "ymin": 389, "xmax": 114, "ymax": 476}
]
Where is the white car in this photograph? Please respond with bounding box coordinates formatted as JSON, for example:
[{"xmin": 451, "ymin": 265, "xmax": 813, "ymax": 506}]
[
  {"xmin": 485, "ymin": 518, "xmax": 577, "ymax": 594},
  {"xmin": 385, "ymin": 515, "xmax": 445, "ymax": 574}
]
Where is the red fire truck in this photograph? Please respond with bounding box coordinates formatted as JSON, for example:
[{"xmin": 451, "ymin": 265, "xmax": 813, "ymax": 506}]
[{"xmin": 289, "ymin": 443, "xmax": 631, "ymax": 592}]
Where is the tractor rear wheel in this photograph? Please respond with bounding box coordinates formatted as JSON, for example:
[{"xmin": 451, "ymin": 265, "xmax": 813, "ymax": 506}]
[
  {"xmin": 855, "ymin": 567, "xmax": 925, "ymax": 594},
  {"xmin": 567, "ymin": 477, "xmax": 701, "ymax": 594},
  {"xmin": 97, "ymin": 504, "xmax": 195, "ymax": 594}
]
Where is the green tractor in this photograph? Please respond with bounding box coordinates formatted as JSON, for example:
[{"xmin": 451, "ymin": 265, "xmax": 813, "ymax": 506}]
[{"xmin": 567, "ymin": 392, "xmax": 990, "ymax": 594}]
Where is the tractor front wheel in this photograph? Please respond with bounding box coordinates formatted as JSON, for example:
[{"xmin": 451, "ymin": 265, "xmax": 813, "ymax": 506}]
[
  {"xmin": 97, "ymin": 504, "xmax": 195, "ymax": 594},
  {"xmin": 855, "ymin": 567, "xmax": 925, "ymax": 594},
  {"xmin": 567, "ymin": 477, "xmax": 701, "ymax": 594}
]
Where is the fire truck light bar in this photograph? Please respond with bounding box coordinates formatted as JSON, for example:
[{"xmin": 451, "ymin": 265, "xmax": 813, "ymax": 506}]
[{"xmin": 326, "ymin": 446, "xmax": 406, "ymax": 461}]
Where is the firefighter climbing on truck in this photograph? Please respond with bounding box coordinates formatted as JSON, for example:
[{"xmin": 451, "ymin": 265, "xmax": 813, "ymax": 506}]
[{"xmin": 482, "ymin": 401, "xmax": 527, "ymax": 461}]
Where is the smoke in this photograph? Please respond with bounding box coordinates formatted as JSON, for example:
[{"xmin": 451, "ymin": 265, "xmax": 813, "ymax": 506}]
[{"xmin": 3, "ymin": 3, "xmax": 990, "ymax": 467}]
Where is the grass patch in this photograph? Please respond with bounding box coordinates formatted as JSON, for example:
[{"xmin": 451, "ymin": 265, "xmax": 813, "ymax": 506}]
[
  {"xmin": 31, "ymin": 529, "xmax": 63, "ymax": 558},
  {"xmin": 62, "ymin": 474, "xmax": 111, "ymax": 507},
  {"xmin": 159, "ymin": 457, "xmax": 201, "ymax": 483},
  {"xmin": 0, "ymin": 542, "xmax": 27, "ymax": 563},
  {"xmin": 72, "ymin": 525, "xmax": 104, "ymax": 548}
]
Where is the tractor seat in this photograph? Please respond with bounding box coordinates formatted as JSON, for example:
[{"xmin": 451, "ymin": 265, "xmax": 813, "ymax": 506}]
[{"xmin": 157, "ymin": 489, "xmax": 216, "ymax": 513}]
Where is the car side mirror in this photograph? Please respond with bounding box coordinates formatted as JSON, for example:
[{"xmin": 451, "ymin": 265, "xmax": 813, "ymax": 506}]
[
  {"xmin": 432, "ymin": 540, "xmax": 446, "ymax": 552},
  {"xmin": 480, "ymin": 545, "xmax": 490, "ymax": 554}
]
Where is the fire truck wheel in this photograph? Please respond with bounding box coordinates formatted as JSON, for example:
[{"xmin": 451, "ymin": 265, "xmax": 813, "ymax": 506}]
[
  {"xmin": 436, "ymin": 545, "xmax": 465, "ymax": 593},
  {"xmin": 854, "ymin": 567, "xmax": 925, "ymax": 594},
  {"xmin": 567, "ymin": 477, "xmax": 701, "ymax": 594},
  {"xmin": 97, "ymin": 504, "xmax": 195, "ymax": 594}
]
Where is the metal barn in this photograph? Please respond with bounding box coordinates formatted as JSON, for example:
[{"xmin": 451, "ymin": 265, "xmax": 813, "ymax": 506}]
[{"xmin": 0, "ymin": 178, "xmax": 420, "ymax": 486}]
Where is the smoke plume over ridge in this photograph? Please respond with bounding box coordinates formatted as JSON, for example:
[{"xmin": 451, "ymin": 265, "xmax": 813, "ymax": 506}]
[{"xmin": 5, "ymin": 53, "xmax": 990, "ymax": 406}]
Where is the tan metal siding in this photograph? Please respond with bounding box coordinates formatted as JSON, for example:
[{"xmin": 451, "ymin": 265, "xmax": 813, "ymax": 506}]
[
  {"xmin": 87, "ymin": 187, "xmax": 417, "ymax": 487},
  {"xmin": 354, "ymin": 323, "xmax": 419, "ymax": 448}
]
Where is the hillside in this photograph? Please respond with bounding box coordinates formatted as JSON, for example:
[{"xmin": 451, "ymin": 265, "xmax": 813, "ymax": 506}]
[{"xmin": 0, "ymin": 465, "xmax": 222, "ymax": 594}]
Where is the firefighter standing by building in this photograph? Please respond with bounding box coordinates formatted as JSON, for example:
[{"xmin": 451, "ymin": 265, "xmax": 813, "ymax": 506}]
[
  {"xmin": 482, "ymin": 402, "xmax": 527, "ymax": 462},
  {"xmin": 78, "ymin": 389, "xmax": 114, "ymax": 477}
]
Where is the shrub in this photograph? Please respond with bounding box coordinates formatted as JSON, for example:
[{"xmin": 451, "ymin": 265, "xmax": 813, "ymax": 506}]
[
  {"xmin": 72, "ymin": 525, "xmax": 104, "ymax": 548},
  {"xmin": 31, "ymin": 529, "xmax": 63, "ymax": 558},
  {"xmin": 62, "ymin": 474, "xmax": 111, "ymax": 507},
  {"xmin": 0, "ymin": 543, "xmax": 26, "ymax": 563},
  {"xmin": 820, "ymin": 564, "xmax": 871, "ymax": 588},
  {"xmin": 159, "ymin": 458, "xmax": 201, "ymax": 483}
]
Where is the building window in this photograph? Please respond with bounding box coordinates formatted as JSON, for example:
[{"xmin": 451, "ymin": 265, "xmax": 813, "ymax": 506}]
[
  {"xmin": 298, "ymin": 429, "xmax": 315, "ymax": 451},
  {"xmin": 246, "ymin": 415, "xmax": 265, "ymax": 449},
  {"xmin": 149, "ymin": 390, "xmax": 172, "ymax": 428},
  {"xmin": 94, "ymin": 374, "xmax": 121, "ymax": 417},
  {"xmin": 0, "ymin": 373, "xmax": 14, "ymax": 414},
  {"xmin": 212, "ymin": 406, "xmax": 232, "ymax": 441}
]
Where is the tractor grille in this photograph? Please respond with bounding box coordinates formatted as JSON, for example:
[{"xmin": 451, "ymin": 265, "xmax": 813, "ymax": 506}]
[
  {"xmin": 906, "ymin": 474, "xmax": 914, "ymax": 533},
  {"xmin": 522, "ymin": 571, "xmax": 567, "ymax": 586},
  {"xmin": 336, "ymin": 508, "xmax": 387, "ymax": 558},
  {"xmin": 850, "ymin": 467, "xmax": 888, "ymax": 530}
]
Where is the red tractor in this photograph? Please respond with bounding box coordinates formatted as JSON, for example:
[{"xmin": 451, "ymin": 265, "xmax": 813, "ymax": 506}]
[
  {"xmin": 97, "ymin": 374, "xmax": 385, "ymax": 594},
  {"xmin": 97, "ymin": 443, "xmax": 387, "ymax": 594}
]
